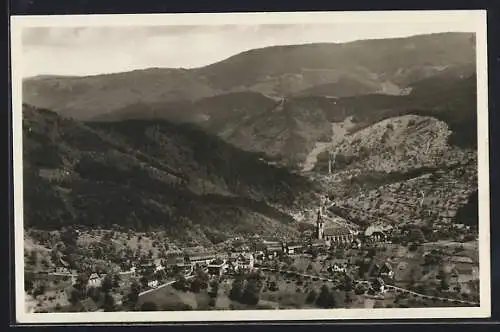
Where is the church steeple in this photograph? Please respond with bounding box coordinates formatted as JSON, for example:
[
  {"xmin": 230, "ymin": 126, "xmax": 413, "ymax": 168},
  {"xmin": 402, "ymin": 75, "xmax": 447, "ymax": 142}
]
[{"xmin": 316, "ymin": 206, "xmax": 324, "ymax": 240}]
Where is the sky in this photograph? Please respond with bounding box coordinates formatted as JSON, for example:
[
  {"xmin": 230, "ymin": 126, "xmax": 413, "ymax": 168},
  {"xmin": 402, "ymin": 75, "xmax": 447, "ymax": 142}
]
[{"xmin": 21, "ymin": 22, "xmax": 475, "ymax": 78}]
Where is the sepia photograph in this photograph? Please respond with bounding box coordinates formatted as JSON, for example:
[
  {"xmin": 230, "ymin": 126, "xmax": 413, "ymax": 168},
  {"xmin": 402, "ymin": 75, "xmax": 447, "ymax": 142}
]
[{"xmin": 11, "ymin": 10, "xmax": 490, "ymax": 323}]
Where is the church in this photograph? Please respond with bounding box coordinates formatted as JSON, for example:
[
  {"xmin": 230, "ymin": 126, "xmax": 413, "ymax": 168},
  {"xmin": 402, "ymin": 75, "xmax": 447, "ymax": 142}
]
[{"xmin": 315, "ymin": 206, "xmax": 356, "ymax": 245}]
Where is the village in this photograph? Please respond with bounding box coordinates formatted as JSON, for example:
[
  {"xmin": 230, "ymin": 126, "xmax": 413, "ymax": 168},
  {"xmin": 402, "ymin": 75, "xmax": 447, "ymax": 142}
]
[{"xmin": 24, "ymin": 198, "xmax": 480, "ymax": 313}]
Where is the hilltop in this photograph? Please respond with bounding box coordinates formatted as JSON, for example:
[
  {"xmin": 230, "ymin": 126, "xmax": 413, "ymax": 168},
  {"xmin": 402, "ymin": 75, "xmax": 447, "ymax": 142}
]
[{"xmin": 23, "ymin": 104, "xmax": 321, "ymax": 246}]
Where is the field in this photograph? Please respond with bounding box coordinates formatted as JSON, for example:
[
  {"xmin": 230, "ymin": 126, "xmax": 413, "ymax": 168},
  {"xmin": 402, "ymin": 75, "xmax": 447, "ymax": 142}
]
[{"xmin": 26, "ymin": 288, "xmax": 71, "ymax": 313}]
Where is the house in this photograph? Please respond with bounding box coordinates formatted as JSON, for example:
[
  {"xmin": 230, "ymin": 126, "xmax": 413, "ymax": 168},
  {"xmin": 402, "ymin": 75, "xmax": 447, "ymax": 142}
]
[
  {"xmin": 87, "ymin": 273, "xmax": 102, "ymax": 288},
  {"xmin": 184, "ymin": 250, "xmax": 216, "ymax": 267},
  {"xmin": 229, "ymin": 253, "xmax": 255, "ymax": 272},
  {"xmin": 138, "ymin": 259, "xmax": 156, "ymax": 275},
  {"xmin": 450, "ymin": 256, "xmax": 474, "ymax": 264},
  {"xmin": 330, "ymin": 264, "xmax": 346, "ymax": 273},
  {"xmin": 165, "ymin": 252, "xmax": 184, "ymax": 267},
  {"xmin": 207, "ymin": 259, "xmax": 228, "ymax": 276},
  {"xmin": 310, "ymin": 239, "xmax": 329, "ymax": 251},
  {"xmin": 379, "ymin": 262, "xmax": 394, "ymax": 279},
  {"xmin": 147, "ymin": 280, "xmax": 159, "ymax": 289},
  {"xmin": 154, "ymin": 264, "xmax": 165, "ymax": 273},
  {"xmin": 329, "ymin": 258, "xmax": 348, "ymax": 273},
  {"xmin": 284, "ymin": 243, "xmax": 303, "ymax": 255},
  {"xmin": 352, "ymin": 238, "xmax": 362, "ymax": 249},
  {"xmin": 372, "ymin": 277, "xmax": 386, "ymax": 293},
  {"xmin": 121, "ymin": 266, "xmax": 136, "ymax": 276},
  {"xmin": 254, "ymin": 251, "xmax": 265, "ymax": 260},
  {"xmin": 302, "ymin": 230, "xmax": 313, "ymax": 239},
  {"xmin": 55, "ymin": 266, "xmax": 71, "ymax": 274},
  {"xmin": 364, "ymin": 226, "xmax": 387, "ymax": 243},
  {"xmin": 261, "ymin": 240, "xmax": 283, "ymax": 249},
  {"xmin": 262, "ymin": 241, "xmax": 283, "ymax": 258}
]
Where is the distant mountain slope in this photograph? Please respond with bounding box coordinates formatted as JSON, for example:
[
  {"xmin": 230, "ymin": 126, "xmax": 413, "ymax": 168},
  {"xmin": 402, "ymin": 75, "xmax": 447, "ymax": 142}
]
[
  {"xmin": 92, "ymin": 72, "xmax": 477, "ymax": 169},
  {"xmin": 196, "ymin": 32, "xmax": 475, "ymax": 91},
  {"xmin": 22, "ymin": 104, "xmax": 320, "ymax": 245},
  {"xmin": 23, "ymin": 32, "xmax": 475, "ymax": 121},
  {"xmin": 292, "ymin": 77, "xmax": 381, "ymax": 97},
  {"xmin": 23, "ymin": 68, "xmax": 220, "ymax": 120}
]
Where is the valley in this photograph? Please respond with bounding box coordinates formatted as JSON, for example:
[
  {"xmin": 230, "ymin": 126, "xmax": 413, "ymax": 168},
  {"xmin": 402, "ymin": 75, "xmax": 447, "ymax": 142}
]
[{"xmin": 21, "ymin": 31, "xmax": 481, "ymax": 313}]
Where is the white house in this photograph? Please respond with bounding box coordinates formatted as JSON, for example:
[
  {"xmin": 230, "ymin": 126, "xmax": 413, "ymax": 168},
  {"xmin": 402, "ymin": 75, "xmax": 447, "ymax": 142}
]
[
  {"xmin": 231, "ymin": 253, "xmax": 254, "ymax": 272},
  {"xmin": 87, "ymin": 273, "xmax": 102, "ymax": 288},
  {"xmin": 147, "ymin": 280, "xmax": 159, "ymax": 288},
  {"xmin": 207, "ymin": 259, "xmax": 228, "ymax": 276},
  {"xmin": 154, "ymin": 264, "xmax": 165, "ymax": 273},
  {"xmin": 379, "ymin": 262, "xmax": 395, "ymax": 279},
  {"xmin": 372, "ymin": 277, "xmax": 386, "ymax": 293},
  {"xmin": 332, "ymin": 264, "xmax": 346, "ymax": 273},
  {"xmin": 55, "ymin": 266, "xmax": 71, "ymax": 274}
]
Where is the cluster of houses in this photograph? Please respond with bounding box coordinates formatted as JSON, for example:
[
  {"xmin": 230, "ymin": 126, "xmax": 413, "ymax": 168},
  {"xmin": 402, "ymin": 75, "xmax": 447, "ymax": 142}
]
[{"xmin": 31, "ymin": 206, "xmax": 397, "ymax": 297}]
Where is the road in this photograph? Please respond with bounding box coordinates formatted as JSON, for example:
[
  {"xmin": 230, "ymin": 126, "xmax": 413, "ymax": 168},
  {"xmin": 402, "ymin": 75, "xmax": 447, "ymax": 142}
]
[
  {"xmin": 138, "ymin": 275, "xmax": 194, "ymax": 297},
  {"xmin": 258, "ymin": 267, "xmax": 479, "ymax": 306}
]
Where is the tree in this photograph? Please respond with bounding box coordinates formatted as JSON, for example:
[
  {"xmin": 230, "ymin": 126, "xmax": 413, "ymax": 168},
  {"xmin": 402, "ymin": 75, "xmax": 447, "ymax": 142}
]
[
  {"xmin": 316, "ymin": 285, "xmax": 336, "ymax": 308},
  {"xmin": 112, "ymin": 274, "xmax": 121, "ymax": 289},
  {"xmin": 87, "ymin": 286, "xmax": 102, "ymax": 303},
  {"xmin": 306, "ymin": 290, "xmax": 317, "ymax": 304},
  {"xmin": 32, "ymin": 283, "xmax": 47, "ymax": 297},
  {"xmin": 241, "ymin": 279, "xmax": 260, "ymax": 305},
  {"xmin": 173, "ymin": 274, "xmax": 188, "ymax": 291},
  {"xmin": 409, "ymin": 228, "xmax": 425, "ymax": 244},
  {"xmin": 61, "ymin": 228, "xmax": 78, "ymax": 248},
  {"xmin": 209, "ymin": 280, "xmax": 219, "ymax": 298},
  {"xmin": 69, "ymin": 287, "xmax": 81, "ymax": 306},
  {"xmin": 408, "ymin": 242, "xmax": 419, "ymax": 252},
  {"xmin": 440, "ymin": 273, "xmax": 450, "ymax": 291},
  {"xmin": 103, "ymin": 293, "xmax": 116, "ymax": 311},
  {"xmin": 24, "ymin": 277, "xmax": 34, "ymax": 293},
  {"xmin": 140, "ymin": 276, "xmax": 149, "ymax": 289},
  {"xmin": 27, "ymin": 250, "xmax": 38, "ymax": 266},
  {"xmin": 229, "ymin": 279, "xmax": 244, "ymax": 301},
  {"xmin": 367, "ymin": 248, "xmax": 377, "ymax": 258},
  {"xmin": 343, "ymin": 275, "xmax": 354, "ymax": 292},
  {"xmin": 124, "ymin": 281, "xmax": 141, "ymax": 309},
  {"xmin": 268, "ymin": 280, "xmax": 278, "ymax": 292},
  {"xmin": 101, "ymin": 275, "xmax": 113, "ymax": 293},
  {"xmin": 191, "ymin": 278, "xmax": 202, "ymax": 293},
  {"xmin": 195, "ymin": 271, "xmax": 209, "ymax": 290},
  {"xmin": 74, "ymin": 274, "xmax": 89, "ymax": 294}
]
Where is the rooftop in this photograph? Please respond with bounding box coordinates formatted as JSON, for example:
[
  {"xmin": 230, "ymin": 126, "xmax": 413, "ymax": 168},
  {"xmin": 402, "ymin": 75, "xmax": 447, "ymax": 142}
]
[
  {"xmin": 364, "ymin": 225, "xmax": 386, "ymax": 236},
  {"xmin": 324, "ymin": 227, "xmax": 353, "ymax": 236}
]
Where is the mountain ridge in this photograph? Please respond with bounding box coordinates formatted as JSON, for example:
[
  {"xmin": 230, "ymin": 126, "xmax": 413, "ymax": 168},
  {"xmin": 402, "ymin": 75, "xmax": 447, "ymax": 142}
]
[{"xmin": 23, "ymin": 32, "xmax": 476, "ymax": 121}]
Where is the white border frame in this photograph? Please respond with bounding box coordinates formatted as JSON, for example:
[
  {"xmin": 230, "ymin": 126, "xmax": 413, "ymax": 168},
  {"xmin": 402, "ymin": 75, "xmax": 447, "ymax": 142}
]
[{"xmin": 11, "ymin": 10, "xmax": 490, "ymax": 323}]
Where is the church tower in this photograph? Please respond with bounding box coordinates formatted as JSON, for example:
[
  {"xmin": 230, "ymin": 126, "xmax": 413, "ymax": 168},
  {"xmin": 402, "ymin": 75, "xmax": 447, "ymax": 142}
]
[{"xmin": 316, "ymin": 207, "xmax": 325, "ymax": 240}]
